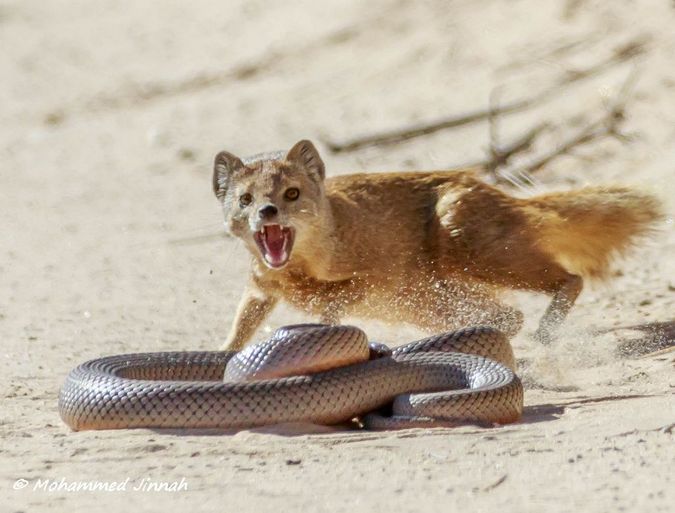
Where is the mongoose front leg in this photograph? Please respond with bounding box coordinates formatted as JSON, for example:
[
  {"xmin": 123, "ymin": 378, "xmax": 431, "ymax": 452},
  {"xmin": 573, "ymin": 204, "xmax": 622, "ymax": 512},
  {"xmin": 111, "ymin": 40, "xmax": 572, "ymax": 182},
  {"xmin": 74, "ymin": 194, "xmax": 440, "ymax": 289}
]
[
  {"xmin": 417, "ymin": 279, "xmax": 524, "ymax": 338},
  {"xmin": 222, "ymin": 287, "xmax": 278, "ymax": 351},
  {"xmin": 534, "ymin": 274, "xmax": 583, "ymax": 344},
  {"xmin": 319, "ymin": 303, "xmax": 344, "ymax": 325}
]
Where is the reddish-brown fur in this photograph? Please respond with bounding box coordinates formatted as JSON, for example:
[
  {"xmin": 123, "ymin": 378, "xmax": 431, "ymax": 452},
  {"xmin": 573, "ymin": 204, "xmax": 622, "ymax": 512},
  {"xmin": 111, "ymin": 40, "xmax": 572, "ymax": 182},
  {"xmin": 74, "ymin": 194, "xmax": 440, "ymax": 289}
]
[{"xmin": 213, "ymin": 140, "xmax": 663, "ymax": 349}]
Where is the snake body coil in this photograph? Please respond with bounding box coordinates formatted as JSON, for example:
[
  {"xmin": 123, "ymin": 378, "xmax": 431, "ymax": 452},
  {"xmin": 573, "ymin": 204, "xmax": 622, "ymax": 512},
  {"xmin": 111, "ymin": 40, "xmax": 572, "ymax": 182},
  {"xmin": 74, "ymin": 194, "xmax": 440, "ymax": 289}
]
[{"xmin": 58, "ymin": 325, "xmax": 523, "ymax": 431}]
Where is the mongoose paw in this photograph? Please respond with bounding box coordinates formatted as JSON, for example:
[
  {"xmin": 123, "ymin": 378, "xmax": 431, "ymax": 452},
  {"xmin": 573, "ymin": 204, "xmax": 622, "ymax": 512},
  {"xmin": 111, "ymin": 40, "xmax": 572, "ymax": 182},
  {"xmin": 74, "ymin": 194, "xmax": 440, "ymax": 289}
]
[{"xmin": 532, "ymin": 327, "xmax": 556, "ymax": 345}]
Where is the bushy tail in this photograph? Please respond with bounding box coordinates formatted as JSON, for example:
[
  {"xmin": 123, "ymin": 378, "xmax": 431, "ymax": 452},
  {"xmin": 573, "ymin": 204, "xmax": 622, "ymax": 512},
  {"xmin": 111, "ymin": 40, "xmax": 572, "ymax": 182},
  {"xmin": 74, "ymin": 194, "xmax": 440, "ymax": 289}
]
[{"xmin": 525, "ymin": 187, "xmax": 664, "ymax": 278}]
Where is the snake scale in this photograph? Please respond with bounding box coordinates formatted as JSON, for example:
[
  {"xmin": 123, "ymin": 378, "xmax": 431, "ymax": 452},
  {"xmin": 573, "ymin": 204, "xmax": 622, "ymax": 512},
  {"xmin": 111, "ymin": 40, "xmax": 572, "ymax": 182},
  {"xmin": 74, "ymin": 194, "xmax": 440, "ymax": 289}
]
[{"xmin": 58, "ymin": 325, "xmax": 523, "ymax": 431}]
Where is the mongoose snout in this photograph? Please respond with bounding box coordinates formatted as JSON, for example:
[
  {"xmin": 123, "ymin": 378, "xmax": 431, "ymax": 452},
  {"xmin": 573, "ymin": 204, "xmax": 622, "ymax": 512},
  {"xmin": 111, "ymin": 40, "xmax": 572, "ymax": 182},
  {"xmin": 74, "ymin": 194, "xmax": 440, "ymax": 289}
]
[{"xmin": 258, "ymin": 204, "xmax": 279, "ymax": 219}]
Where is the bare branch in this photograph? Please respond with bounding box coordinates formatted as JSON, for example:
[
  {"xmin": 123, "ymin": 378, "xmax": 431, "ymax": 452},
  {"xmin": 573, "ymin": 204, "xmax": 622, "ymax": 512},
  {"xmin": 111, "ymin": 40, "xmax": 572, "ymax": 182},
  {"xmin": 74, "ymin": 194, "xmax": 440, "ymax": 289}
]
[
  {"xmin": 321, "ymin": 36, "xmax": 647, "ymax": 154},
  {"xmin": 322, "ymin": 98, "xmax": 535, "ymax": 153},
  {"xmin": 463, "ymin": 87, "xmax": 548, "ymax": 188},
  {"xmin": 516, "ymin": 69, "xmax": 639, "ymax": 175}
]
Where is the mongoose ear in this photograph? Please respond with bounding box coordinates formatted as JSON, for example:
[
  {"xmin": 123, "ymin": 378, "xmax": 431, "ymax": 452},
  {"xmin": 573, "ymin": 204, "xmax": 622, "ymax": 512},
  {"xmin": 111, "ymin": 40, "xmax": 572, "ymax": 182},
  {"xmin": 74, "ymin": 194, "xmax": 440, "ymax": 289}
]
[
  {"xmin": 213, "ymin": 151, "xmax": 244, "ymax": 198},
  {"xmin": 286, "ymin": 140, "xmax": 325, "ymax": 181}
]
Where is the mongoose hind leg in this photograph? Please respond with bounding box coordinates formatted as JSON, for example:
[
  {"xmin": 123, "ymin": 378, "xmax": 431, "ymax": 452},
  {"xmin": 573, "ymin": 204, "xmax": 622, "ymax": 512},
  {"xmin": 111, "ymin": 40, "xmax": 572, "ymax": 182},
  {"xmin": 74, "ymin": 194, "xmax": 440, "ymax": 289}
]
[
  {"xmin": 491, "ymin": 255, "xmax": 583, "ymax": 343},
  {"xmin": 533, "ymin": 274, "xmax": 583, "ymax": 344}
]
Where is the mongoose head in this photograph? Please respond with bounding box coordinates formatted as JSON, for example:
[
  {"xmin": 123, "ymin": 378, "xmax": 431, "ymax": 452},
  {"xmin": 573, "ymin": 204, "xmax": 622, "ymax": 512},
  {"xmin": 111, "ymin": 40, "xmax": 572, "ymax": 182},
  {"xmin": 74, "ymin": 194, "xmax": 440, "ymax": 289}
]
[{"xmin": 213, "ymin": 140, "xmax": 326, "ymax": 270}]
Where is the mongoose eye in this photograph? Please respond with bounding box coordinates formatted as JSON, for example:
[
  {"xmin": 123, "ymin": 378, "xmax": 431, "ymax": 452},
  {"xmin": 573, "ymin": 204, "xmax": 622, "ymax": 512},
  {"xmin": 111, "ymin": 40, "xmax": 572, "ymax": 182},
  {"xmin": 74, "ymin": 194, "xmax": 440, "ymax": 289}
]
[
  {"xmin": 239, "ymin": 193, "xmax": 253, "ymax": 207},
  {"xmin": 284, "ymin": 188, "xmax": 300, "ymax": 201}
]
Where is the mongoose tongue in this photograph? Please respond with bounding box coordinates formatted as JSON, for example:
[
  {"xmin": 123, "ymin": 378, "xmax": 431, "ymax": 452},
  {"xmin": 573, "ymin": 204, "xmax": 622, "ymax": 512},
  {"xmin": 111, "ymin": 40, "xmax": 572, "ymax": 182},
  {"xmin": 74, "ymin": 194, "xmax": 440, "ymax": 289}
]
[{"xmin": 261, "ymin": 224, "xmax": 292, "ymax": 267}]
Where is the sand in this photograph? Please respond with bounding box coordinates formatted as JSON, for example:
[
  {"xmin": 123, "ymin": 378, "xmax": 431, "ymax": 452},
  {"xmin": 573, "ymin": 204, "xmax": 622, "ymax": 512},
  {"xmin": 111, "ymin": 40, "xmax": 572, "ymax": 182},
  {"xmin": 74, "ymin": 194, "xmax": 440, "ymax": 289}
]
[{"xmin": 1, "ymin": 0, "xmax": 674, "ymax": 511}]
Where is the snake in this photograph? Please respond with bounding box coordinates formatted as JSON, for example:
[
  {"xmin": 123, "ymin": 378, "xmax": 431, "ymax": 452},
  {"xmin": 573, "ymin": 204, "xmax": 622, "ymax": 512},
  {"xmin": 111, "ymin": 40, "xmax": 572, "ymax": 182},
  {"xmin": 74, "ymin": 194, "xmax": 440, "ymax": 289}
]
[{"xmin": 58, "ymin": 325, "xmax": 523, "ymax": 431}]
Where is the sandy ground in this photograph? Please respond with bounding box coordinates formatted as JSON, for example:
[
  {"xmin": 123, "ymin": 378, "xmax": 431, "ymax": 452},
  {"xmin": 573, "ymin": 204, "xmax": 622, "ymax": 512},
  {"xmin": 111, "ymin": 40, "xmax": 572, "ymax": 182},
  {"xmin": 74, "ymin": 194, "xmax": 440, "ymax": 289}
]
[{"xmin": 2, "ymin": 0, "xmax": 674, "ymax": 511}]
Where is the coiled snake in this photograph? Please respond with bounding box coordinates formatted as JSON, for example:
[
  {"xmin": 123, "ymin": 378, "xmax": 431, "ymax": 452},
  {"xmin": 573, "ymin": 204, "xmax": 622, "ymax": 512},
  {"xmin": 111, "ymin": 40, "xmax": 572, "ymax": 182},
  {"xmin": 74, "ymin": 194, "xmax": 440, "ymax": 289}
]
[{"xmin": 58, "ymin": 325, "xmax": 523, "ymax": 431}]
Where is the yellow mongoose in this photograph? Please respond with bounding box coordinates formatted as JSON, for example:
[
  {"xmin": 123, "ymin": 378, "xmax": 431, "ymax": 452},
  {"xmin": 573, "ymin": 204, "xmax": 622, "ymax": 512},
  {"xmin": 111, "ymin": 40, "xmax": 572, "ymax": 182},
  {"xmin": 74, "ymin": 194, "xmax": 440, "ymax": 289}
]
[{"xmin": 213, "ymin": 140, "xmax": 663, "ymax": 349}]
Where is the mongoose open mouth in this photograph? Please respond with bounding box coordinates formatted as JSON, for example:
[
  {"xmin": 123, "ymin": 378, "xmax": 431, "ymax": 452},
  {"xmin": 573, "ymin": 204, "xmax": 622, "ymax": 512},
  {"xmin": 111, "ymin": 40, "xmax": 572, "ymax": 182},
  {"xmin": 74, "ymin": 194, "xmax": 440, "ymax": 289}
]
[{"xmin": 253, "ymin": 224, "xmax": 295, "ymax": 268}]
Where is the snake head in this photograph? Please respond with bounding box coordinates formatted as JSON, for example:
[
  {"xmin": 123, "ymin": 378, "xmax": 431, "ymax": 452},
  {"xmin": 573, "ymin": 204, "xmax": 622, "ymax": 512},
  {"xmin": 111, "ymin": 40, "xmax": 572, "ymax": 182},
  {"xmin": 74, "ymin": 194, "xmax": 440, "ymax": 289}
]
[{"xmin": 368, "ymin": 341, "xmax": 393, "ymax": 359}]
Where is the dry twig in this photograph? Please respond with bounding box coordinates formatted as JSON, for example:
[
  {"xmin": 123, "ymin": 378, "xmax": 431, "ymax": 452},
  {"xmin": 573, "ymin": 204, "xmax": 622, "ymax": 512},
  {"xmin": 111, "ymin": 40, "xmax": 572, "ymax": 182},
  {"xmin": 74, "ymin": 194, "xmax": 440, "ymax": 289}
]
[
  {"xmin": 322, "ymin": 36, "xmax": 647, "ymax": 154},
  {"xmin": 482, "ymin": 88, "xmax": 549, "ymax": 185},
  {"xmin": 594, "ymin": 319, "xmax": 675, "ymax": 358},
  {"xmin": 323, "ymin": 98, "xmax": 535, "ymax": 153},
  {"xmin": 515, "ymin": 69, "xmax": 638, "ymax": 175}
]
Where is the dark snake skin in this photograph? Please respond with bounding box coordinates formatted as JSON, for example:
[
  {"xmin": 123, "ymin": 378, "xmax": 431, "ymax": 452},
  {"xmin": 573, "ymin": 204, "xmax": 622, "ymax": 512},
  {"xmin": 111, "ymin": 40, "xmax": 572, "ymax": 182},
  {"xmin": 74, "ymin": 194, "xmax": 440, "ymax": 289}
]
[{"xmin": 58, "ymin": 326, "xmax": 523, "ymax": 431}]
